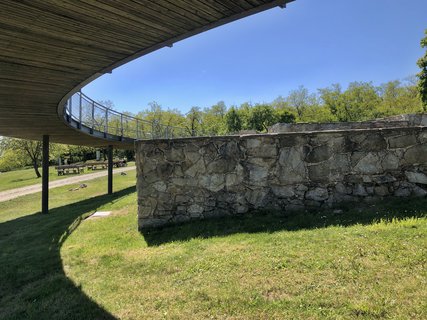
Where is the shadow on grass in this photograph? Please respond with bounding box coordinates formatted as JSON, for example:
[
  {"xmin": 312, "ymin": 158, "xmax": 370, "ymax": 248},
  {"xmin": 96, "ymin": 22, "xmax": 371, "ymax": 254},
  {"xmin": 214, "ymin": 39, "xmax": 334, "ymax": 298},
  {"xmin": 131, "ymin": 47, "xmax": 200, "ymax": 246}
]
[
  {"xmin": 142, "ymin": 197, "xmax": 427, "ymax": 246},
  {"xmin": 0, "ymin": 186, "xmax": 134, "ymax": 320}
]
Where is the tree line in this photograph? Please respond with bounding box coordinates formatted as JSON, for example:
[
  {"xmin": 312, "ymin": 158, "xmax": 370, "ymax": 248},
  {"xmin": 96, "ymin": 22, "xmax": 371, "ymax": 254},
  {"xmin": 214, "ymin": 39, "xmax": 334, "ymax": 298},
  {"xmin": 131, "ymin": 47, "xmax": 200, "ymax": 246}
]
[{"xmin": 134, "ymin": 77, "xmax": 424, "ymax": 136}]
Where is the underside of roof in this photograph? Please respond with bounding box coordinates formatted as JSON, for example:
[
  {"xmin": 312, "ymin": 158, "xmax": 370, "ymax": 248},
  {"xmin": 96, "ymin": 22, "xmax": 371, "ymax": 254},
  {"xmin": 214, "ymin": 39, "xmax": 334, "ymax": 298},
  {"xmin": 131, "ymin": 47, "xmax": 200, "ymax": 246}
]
[{"xmin": 0, "ymin": 0, "xmax": 293, "ymax": 148}]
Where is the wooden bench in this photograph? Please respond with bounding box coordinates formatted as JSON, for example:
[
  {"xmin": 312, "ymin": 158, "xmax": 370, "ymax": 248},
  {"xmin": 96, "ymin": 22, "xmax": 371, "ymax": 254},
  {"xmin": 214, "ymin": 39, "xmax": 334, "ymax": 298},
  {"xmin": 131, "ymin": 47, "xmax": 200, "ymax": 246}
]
[
  {"xmin": 85, "ymin": 162, "xmax": 108, "ymax": 170},
  {"xmin": 85, "ymin": 160, "xmax": 127, "ymax": 170},
  {"xmin": 55, "ymin": 164, "xmax": 85, "ymax": 176}
]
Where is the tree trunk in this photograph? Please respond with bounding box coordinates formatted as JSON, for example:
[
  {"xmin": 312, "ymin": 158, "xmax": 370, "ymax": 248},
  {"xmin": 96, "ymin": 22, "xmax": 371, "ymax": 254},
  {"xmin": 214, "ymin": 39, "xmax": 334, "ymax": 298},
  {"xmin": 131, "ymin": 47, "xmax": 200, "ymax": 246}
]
[{"xmin": 33, "ymin": 160, "xmax": 41, "ymax": 178}]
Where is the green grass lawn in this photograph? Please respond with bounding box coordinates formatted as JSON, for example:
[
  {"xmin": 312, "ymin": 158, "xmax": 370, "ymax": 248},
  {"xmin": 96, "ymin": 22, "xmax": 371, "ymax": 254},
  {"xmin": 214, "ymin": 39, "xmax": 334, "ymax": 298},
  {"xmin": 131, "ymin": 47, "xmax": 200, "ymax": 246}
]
[
  {"xmin": 0, "ymin": 161, "xmax": 135, "ymax": 192},
  {"xmin": 0, "ymin": 172, "xmax": 426, "ymax": 319}
]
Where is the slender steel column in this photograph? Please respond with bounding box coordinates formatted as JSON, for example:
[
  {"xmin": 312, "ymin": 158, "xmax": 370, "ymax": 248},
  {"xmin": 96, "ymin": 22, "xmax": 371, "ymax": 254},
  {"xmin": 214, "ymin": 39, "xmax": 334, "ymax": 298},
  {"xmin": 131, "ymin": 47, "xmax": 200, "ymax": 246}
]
[
  {"xmin": 108, "ymin": 145, "xmax": 113, "ymax": 195},
  {"xmin": 42, "ymin": 135, "xmax": 49, "ymax": 214}
]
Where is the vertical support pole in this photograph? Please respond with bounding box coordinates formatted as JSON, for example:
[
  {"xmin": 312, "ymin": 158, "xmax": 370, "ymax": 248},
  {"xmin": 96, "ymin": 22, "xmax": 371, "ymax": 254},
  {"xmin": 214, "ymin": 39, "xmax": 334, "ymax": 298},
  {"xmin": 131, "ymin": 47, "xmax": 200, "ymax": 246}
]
[
  {"xmin": 42, "ymin": 135, "xmax": 49, "ymax": 214},
  {"xmin": 108, "ymin": 145, "xmax": 113, "ymax": 195}
]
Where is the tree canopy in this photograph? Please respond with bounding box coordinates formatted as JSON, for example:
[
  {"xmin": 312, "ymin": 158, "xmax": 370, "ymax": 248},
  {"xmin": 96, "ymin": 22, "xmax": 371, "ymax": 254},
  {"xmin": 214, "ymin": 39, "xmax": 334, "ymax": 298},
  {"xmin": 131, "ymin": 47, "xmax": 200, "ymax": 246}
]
[{"xmin": 417, "ymin": 30, "xmax": 427, "ymax": 110}]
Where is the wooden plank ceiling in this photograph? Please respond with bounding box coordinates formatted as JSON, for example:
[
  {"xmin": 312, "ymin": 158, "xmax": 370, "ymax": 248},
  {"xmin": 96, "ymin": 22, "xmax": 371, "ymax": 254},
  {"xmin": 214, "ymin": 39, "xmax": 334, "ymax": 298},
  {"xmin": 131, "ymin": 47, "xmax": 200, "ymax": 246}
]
[{"xmin": 0, "ymin": 0, "xmax": 293, "ymax": 148}]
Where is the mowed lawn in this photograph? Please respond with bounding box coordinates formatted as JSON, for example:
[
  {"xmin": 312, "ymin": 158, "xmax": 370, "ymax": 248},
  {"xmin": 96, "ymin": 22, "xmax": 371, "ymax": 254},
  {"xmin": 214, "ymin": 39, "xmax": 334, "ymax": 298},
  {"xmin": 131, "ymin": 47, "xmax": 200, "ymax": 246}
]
[
  {"xmin": 0, "ymin": 170, "xmax": 426, "ymax": 319},
  {"xmin": 0, "ymin": 161, "xmax": 135, "ymax": 192}
]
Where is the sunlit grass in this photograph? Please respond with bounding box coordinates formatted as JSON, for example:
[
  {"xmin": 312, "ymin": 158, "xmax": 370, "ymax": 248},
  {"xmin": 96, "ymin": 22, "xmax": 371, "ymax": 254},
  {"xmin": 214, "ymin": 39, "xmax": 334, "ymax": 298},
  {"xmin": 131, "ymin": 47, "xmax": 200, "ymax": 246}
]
[
  {"xmin": 1, "ymin": 175, "xmax": 426, "ymax": 319},
  {"xmin": 0, "ymin": 162, "xmax": 135, "ymax": 192},
  {"xmin": 63, "ymin": 202, "xmax": 426, "ymax": 319}
]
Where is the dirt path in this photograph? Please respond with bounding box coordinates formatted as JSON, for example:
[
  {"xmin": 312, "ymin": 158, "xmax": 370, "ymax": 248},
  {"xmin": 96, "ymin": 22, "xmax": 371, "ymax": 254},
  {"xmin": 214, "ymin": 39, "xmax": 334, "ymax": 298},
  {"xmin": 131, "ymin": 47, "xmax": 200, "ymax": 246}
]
[{"xmin": 0, "ymin": 166, "xmax": 136, "ymax": 202}]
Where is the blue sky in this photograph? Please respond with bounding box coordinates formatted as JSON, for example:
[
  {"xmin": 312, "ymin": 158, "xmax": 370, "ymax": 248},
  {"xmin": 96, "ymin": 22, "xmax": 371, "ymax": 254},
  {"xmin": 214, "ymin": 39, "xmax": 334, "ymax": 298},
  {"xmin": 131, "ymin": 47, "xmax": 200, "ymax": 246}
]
[{"xmin": 83, "ymin": 0, "xmax": 427, "ymax": 114}]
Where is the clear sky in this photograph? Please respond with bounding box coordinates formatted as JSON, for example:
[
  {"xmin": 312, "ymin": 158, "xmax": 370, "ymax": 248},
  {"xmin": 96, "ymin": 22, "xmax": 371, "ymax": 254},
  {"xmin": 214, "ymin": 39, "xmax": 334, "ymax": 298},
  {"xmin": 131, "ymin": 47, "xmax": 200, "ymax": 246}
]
[{"xmin": 83, "ymin": 0, "xmax": 427, "ymax": 114}]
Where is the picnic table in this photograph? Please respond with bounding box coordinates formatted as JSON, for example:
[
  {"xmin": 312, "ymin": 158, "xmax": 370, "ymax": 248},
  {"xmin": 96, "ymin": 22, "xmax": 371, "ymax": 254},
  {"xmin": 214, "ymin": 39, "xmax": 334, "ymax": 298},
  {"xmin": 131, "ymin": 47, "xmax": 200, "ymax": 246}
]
[
  {"xmin": 85, "ymin": 161, "xmax": 108, "ymax": 170},
  {"xmin": 85, "ymin": 160, "xmax": 127, "ymax": 170},
  {"xmin": 55, "ymin": 164, "xmax": 85, "ymax": 176}
]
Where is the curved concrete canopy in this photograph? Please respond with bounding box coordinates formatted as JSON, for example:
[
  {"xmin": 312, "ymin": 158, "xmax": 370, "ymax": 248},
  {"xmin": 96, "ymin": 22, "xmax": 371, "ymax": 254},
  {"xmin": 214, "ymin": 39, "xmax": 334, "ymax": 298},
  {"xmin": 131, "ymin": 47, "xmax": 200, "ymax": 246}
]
[{"xmin": 0, "ymin": 0, "xmax": 293, "ymax": 148}]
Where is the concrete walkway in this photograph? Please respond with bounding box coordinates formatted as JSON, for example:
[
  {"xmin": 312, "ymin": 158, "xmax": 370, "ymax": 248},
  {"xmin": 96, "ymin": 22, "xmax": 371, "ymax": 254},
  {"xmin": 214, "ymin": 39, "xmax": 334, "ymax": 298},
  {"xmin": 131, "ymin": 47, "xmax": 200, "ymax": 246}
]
[{"xmin": 0, "ymin": 166, "xmax": 136, "ymax": 202}]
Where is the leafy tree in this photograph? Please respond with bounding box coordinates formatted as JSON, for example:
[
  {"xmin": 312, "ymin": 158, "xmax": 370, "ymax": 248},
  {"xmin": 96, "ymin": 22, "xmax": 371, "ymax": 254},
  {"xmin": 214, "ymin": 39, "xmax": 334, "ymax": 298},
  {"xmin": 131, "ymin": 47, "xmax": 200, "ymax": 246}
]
[
  {"xmin": 202, "ymin": 102, "xmax": 227, "ymax": 135},
  {"xmin": 237, "ymin": 102, "xmax": 253, "ymax": 129},
  {"xmin": 186, "ymin": 107, "xmax": 203, "ymax": 136},
  {"xmin": 299, "ymin": 105, "xmax": 336, "ymax": 123},
  {"xmin": 271, "ymin": 96, "xmax": 289, "ymax": 109},
  {"xmin": 0, "ymin": 138, "xmax": 44, "ymax": 177},
  {"xmin": 225, "ymin": 107, "xmax": 242, "ymax": 133},
  {"xmin": 138, "ymin": 102, "xmax": 187, "ymax": 138},
  {"xmin": 319, "ymin": 84, "xmax": 344, "ymax": 117},
  {"xmin": 377, "ymin": 79, "xmax": 423, "ymax": 116},
  {"xmin": 287, "ymin": 85, "xmax": 317, "ymax": 118},
  {"xmin": 344, "ymin": 82, "xmax": 381, "ymax": 121},
  {"xmin": 277, "ymin": 109, "xmax": 297, "ymax": 124},
  {"xmin": 0, "ymin": 149, "xmax": 27, "ymax": 172},
  {"xmin": 417, "ymin": 30, "xmax": 427, "ymax": 110},
  {"xmin": 247, "ymin": 104, "xmax": 278, "ymax": 132}
]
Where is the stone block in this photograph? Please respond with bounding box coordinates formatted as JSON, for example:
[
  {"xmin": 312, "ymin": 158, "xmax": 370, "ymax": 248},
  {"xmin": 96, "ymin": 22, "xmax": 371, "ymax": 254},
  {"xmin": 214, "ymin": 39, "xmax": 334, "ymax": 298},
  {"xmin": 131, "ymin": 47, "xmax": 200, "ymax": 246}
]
[
  {"xmin": 394, "ymin": 187, "xmax": 411, "ymax": 197},
  {"xmin": 404, "ymin": 145, "xmax": 427, "ymax": 165},
  {"xmin": 388, "ymin": 134, "xmax": 417, "ymax": 149},
  {"xmin": 405, "ymin": 171, "xmax": 427, "ymax": 184},
  {"xmin": 153, "ymin": 181, "xmax": 167, "ymax": 192},
  {"xmin": 305, "ymin": 187, "xmax": 328, "ymax": 201},
  {"xmin": 271, "ymin": 185, "xmax": 295, "ymax": 198},
  {"xmin": 354, "ymin": 153, "xmax": 382, "ymax": 174},
  {"xmin": 307, "ymin": 162, "xmax": 330, "ymax": 183},
  {"xmin": 353, "ymin": 184, "xmax": 368, "ymax": 196},
  {"xmin": 200, "ymin": 174, "xmax": 225, "ymax": 192},
  {"xmin": 381, "ymin": 153, "xmax": 400, "ymax": 170},
  {"xmin": 185, "ymin": 158, "xmax": 206, "ymax": 177},
  {"xmin": 374, "ymin": 186, "xmax": 389, "ymax": 197},
  {"xmin": 188, "ymin": 204, "xmax": 204, "ymax": 216},
  {"xmin": 372, "ymin": 175, "xmax": 397, "ymax": 184},
  {"xmin": 335, "ymin": 182, "xmax": 351, "ymax": 194},
  {"xmin": 412, "ymin": 185, "xmax": 427, "ymax": 197},
  {"xmin": 306, "ymin": 145, "xmax": 331, "ymax": 163}
]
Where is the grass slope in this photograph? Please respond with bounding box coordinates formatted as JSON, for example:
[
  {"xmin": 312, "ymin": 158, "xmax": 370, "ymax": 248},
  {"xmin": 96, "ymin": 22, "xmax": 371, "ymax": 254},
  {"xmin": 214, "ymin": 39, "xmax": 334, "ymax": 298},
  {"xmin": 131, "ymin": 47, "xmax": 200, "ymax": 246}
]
[
  {"xmin": 0, "ymin": 172, "xmax": 426, "ymax": 319},
  {"xmin": 0, "ymin": 162, "xmax": 135, "ymax": 192}
]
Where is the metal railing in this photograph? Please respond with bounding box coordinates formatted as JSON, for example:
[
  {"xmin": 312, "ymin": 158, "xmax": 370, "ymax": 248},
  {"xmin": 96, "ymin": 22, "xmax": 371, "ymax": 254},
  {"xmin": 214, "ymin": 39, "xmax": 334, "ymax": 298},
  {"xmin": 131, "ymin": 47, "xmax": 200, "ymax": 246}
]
[{"xmin": 63, "ymin": 92, "xmax": 196, "ymax": 140}]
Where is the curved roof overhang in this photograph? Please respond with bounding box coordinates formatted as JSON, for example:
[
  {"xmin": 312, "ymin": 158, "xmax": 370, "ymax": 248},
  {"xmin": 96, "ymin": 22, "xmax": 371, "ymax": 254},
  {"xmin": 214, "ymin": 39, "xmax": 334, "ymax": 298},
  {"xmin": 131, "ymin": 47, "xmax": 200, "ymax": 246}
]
[{"xmin": 0, "ymin": 0, "xmax": 294, "ymax": 148}]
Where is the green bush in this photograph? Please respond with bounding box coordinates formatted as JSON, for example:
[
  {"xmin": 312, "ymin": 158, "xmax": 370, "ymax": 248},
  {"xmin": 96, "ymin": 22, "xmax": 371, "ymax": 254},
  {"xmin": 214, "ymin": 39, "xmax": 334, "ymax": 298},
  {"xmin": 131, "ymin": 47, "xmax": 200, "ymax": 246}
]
[{"xmin": 0, "ymin": 149, "xmax": 26, "ymax": 172}]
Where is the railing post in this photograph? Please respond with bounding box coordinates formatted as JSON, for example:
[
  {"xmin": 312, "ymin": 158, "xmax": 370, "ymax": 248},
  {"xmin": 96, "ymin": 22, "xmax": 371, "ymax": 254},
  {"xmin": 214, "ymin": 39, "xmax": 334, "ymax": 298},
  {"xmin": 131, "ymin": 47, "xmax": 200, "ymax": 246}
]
[
  {"xmin": 105, "ymin": 109, "xmax": 108, "ymax": 135},
  {"xmin": 79, "ymin": 92, "xmax": 82, "ymax": 128},
  {"xmin": 91, "ymin": 101, "xmax": 95, "ymax": 130},
  {"xmin": 120, "ymin": 114, "xmax": 124, "ymax": 137},
  {"xmin": 69, "ymin": 97, "xmax": 72, "ymax": 121},
  {"xmin": 136, "ymin": 119, "xmax": 140, "ymax": 139}
]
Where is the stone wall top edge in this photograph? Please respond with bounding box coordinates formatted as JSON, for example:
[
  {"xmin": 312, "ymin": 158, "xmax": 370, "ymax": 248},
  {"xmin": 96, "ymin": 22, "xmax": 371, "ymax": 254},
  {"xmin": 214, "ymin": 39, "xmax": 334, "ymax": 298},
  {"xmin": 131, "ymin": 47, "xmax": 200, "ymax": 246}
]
[
  {"xmin": 269, "ymin": 113, "xmax": 427, "ymax": 132},
  {"xmin": 135, "ymin": 125, "xmax": 426, "ymax": 146}
]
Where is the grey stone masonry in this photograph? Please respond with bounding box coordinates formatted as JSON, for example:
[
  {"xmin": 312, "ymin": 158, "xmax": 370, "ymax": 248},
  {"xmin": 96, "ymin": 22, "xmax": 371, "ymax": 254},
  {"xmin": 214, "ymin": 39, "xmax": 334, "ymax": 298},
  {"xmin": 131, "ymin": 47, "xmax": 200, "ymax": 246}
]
[{"xmin": 136, "ymin": 114, "xmax": 427, "ymax": 229}]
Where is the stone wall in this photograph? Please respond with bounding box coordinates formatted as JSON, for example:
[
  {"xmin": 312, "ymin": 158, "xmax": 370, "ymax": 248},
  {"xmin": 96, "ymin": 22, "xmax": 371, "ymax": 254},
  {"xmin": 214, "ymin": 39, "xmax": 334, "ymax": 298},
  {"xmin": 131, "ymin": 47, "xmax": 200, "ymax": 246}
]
[
  {"xmin": 136, "ymin": 121, "xmax": 427, "ymax": 229},
  {"xmin": 269, "ymin": 113, "xmax": 427, "ymax": 133}
]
